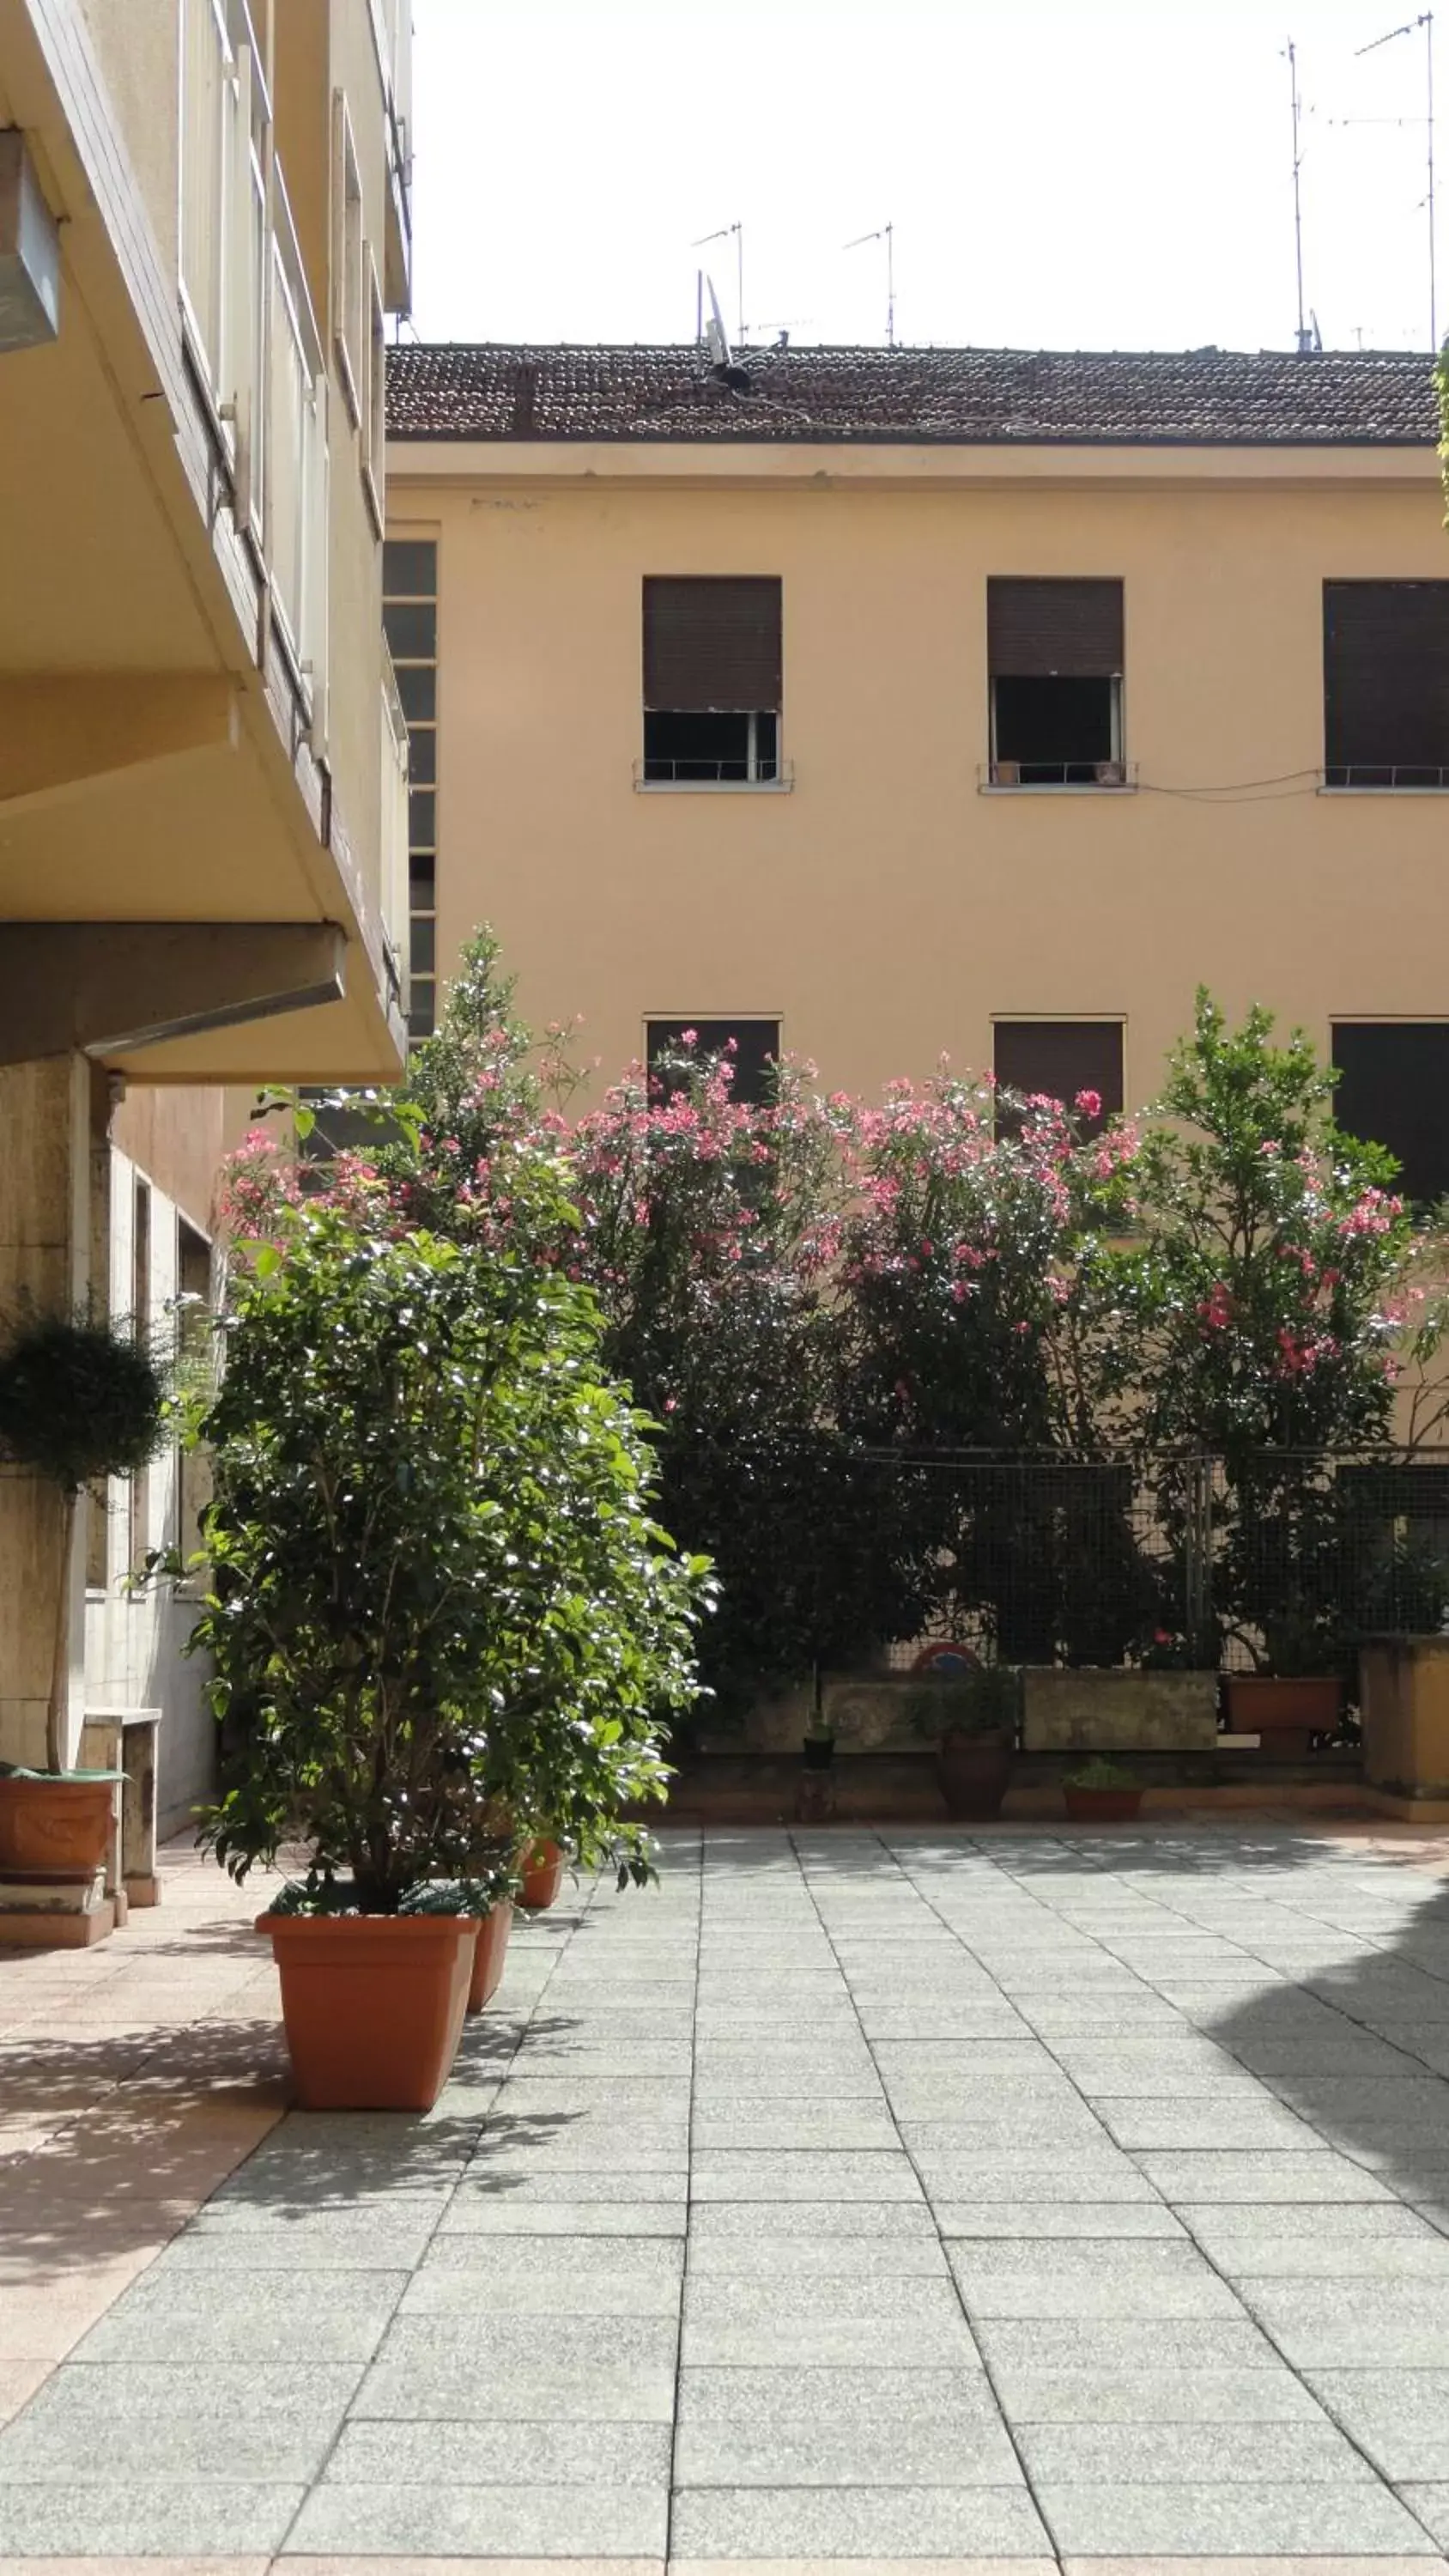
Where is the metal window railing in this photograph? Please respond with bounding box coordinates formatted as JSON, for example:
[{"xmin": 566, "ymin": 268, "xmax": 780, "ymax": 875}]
[
  {"xmin": 1323, "ymin": 764, "xmax": 1449, "ymax": 791},
  {"xmin": 635, "ymin": 754, "xmax": 794, "ymax": 787},
  {"xmin": 981, "ymin": 759, "xmax": 1137, "ymax": 790}
]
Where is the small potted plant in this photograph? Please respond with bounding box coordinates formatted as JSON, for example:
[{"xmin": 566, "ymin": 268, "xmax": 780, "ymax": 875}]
[
  {"xmin": 909, "ymin": 1662, "xmax": 1020, "ymax": 1820},
  {"xmin": 0, "ymin": 1310, "xmax": 169, "ymax": 1877},
  {"xmin": 1063, "ymin": 1756, "xmax": 1144, "ymax": 1822},
  {"xmin": 518, "ymin": 1836, "xmax": 567, "ymax": 1911}
]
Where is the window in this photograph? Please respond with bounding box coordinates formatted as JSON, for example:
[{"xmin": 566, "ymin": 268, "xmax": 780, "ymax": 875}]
[
  {"xmin": 1332, "ymin": 1022, "xmax": 1449, "ymax": 1205},
  {"xmin": 383, "ymin": 537, "xmax": 439, "ymax": 1039},
  {"xmin": 361, "ymin": 251, "xmax": 385, "ymax": 538},
  {"xmin": 330, "ymin": 92, "xmax": 365, "ymax": 427},
  {"xmin": 646, "ymin": 1018, "xmax": 781, "ymax": 1107},
  {"xmin": 642, "ymin": 577, "xmax": 782, "ymax": 782},
  {"xmin": 987, "ymin": 579, "xmax": 1125, "ymax": 786},
  {"xmin": 176, "ymin": 1222, "xmax": 214, "ymax": 1558},
  {"xmin": 1324, "ymin": 583, "xmax": 1449, "ymax": 788},
  {"xmin": 129, "ymin": 1177, "xmax": 152, "ymax": 1571},
  {"xmin": 993, "ymin": 1021, "xmax": 1124, "ymax": 1137}
]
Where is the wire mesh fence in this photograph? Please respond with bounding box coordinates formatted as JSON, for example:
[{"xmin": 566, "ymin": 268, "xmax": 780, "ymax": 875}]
[{"xmin": 827, "ymin": 1447, "xmax": 1449, "ymax": 1674}]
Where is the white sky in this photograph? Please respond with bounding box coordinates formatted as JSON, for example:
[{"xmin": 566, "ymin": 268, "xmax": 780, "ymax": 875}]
[{"xmin": 408, "ymin": 0, "xmax": 1446, "ymax": 355}]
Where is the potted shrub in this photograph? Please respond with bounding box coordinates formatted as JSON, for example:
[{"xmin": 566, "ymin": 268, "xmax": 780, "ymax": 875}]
[
  {"xmin": 909, "ymin": 1664, "xmax": 1020, "ymax": 1819},
  {"xmin": 1064, "ymin": 1756, "xmax": 1144, "ymax": 1822},
  {"xmin": 0, "ymin": 1311, "xmax": 168, "ymax": 1877},
  {"xmin": 184, "ymin": 1195, "xmax": 706, "ymax": 2110}
]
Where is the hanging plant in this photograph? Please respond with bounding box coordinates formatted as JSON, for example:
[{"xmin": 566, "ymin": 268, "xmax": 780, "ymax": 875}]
[{"xmin": 0, "ymin": 1311, "xmax": 170, "ymax": 1772}]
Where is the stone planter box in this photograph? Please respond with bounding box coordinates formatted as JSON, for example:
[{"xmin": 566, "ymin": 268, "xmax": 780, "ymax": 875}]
[
  {"xmin": 1360, "ymin": 1635, "xmax": 1449, "ymax": 1811},
  {"xmin": 1022, "ymin": 1667, "xmax": 1218, "ymax": 1754},
  {"xmin": 744, "ymin": 1675, "xmax": 989, "ymax": 1754}
]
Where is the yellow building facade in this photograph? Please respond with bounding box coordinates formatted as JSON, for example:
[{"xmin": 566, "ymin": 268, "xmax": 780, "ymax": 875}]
[
  {"xmin": 0, "ymin": 0, "xmax": 412, "ymax": 1814},
  {"xmin": 386, "ymin": 343, "xmax": 1449, "ymax": 1201}
]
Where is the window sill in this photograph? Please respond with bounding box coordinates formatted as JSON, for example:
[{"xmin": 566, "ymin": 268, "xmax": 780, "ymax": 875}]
[
  {"xmin": 1318, "ymin": 782, "xmax": 1449, "ymax": 796},
  {"xmin": 634, "ymin": 778, "xmax": 794, "ymax": 795},
  {"xmin": 978, "ymin": 781, "xmax": 1138, "ymax": 796}
]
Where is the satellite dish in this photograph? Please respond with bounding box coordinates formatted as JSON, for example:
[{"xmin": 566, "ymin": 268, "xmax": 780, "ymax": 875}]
[{"xmin": 704, "ymin": 275, "xmax": 731, "ymax": 367}]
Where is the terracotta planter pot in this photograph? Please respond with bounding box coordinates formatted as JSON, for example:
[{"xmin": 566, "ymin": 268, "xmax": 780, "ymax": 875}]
[
  {"xmin": 0, "ymin": 1772, "xmax": 118, "ymax": 1878},
  {"xmin": 467, "ymin": 1899, "xmax": 513, "ymax": 2014},
  {"xmin": 802, "ymin": 1735, "xmax": 835, "ymax": 1771},
  {"xmin": 1225, "ymin": 1673, "xmax": 1341, "ymax": 1764},
  {"xmin": 937, "ymin": 1728, "xmax": 1014, "ymax": 1820},
  {"xmin": 518, "ymin": 1839, "xmax": 566, "ymax": 1910},
  {"xmin": 258, "ymin": 1911, "xmax": 475, "ymax": 2110},
  {"xmin": 1064, "ymin": 1785, "xmax": 1143, "ymax": 1822}
]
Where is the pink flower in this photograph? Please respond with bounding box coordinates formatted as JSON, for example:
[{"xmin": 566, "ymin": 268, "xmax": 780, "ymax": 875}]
[{"xmin": 1074, "ymin": 1089, "xmax": 1102, "ymax": 1120}]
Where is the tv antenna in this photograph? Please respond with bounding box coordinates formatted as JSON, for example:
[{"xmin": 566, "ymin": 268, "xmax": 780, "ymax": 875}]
[
  {"xmin": 694, "ymin": 222, "xmax": 744, "ymax": 346},
  {"xmin": 1355, "ymin": 11, "xmax": 1437, "ymax": 346},
  {"xmin": 1284, "ymin": 40, "xmax": 1317, "ymax": 349},
  {"xmin": 845, "ymin": 221, "xmax": 896, "ymax": 347}
]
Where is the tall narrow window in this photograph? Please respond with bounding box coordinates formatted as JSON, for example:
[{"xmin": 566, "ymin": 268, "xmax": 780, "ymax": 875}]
[
  {"xmin": 361, "ymin": 251, "xmax": 385, "ymax": 538},
  {"xmin": 176, "ymin": 1222, "xmax": 214, "ymax": 1557},
  {"xmin": 987, "ymin": 579, "xmax": 1125, "ymax": 786},
  {"xmin": 642, "ymin": 577, "xmax": 782, "ymax": 782},
  {"xmin": 993, "ymin": 1021, "xmax": 1124, "ymax": 1137},
  {"xmin": 1332, "ymin": 1022, "xmax": 1449, "ymax": 1205},
  {"xmin": 129, "ymin": 1178, "xmax": 152, "ymax": 1571},
  {"xmin": 330, "ymin": 92, "xmax": 365, "ymax": 428},
  {"xmin": 1324, "ymin": 583, "xmax": 1449, "ymax": 788},
  {"xmin": 646, "ymin": 1018, "xmax": 781, "ymax": 1107},
  {"xmin": 384, "ymin": 538, "xmax": 438, "ymax": 1039}
]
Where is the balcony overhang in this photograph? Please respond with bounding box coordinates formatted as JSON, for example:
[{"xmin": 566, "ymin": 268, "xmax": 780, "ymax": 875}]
[
  {"xmin": 0, "ymin": 922, "xmax": 346, "ymax": 1063},
  {"xmin": 0, "ymin": 0, "xmax": 407, "ymax": 1087}
]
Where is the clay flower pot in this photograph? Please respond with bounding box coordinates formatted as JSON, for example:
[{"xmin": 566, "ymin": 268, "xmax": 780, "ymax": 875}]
[
  {"xmin": 937, "ymin": 1728, "xmax": 1014, "ymax": 1820},
  {"xmin": 467, "ymin": 1899, "xmax": 513, "ymax": 2014},
  {"xmin": 0, "ymin": 1771, "xmax": 119, "ymax": 1877},
  {"xmin": 1225, "ymin": 1672, "xmax": 1342, "ymax": 1763},
  {"xmin": 802, "ymin": 1735, "xmax": 835, "ymax": 1772},
  {"xmin": 258, "ymin": 1911, "xmax": 476, "ymax": 2110},
  {"xmin": 518, "ymin": 1839, "xmax": 566, "ymax": 1911},
  {"xmin": 1064, "ymin": 1784, "xmax": 1143, "ymax": 1823}
]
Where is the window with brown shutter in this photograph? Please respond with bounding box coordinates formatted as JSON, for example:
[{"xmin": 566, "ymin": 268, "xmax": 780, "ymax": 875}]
[
  {"xmin": 1333, "ymin": 1022, "xmax": 1449, "ymax": 1203},
  {"xmin": 642, "ymin": 577, "xmax": 782, "ymax": 783},
  {"xmin": 986, "ymin": 578, "xmax": 1126, "ymax": 787},
  {"xmin": 993, "ymin": 1022, "xmax": 1125, "ymax": 1137},
  {"xmin": 646, "ymin": 1018, "xmax": 781, "ymax": 1107},
  {"xmin": 1324, "ymin": 583, "xmax": 1449, "ymax": 788}
]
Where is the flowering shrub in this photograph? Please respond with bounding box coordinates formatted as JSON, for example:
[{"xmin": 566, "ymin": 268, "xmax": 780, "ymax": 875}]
[
  {"xmin": 1112, "ymin": 993, "xmax": 1433, "ymax": 1671},
  {"xmin": 836, "ymin": 1071, "xmax": 1137, "ymax": 1452},
  {"xmin": 569, "ymin": 1035, "xmax": 878, "ymax": 1721}
]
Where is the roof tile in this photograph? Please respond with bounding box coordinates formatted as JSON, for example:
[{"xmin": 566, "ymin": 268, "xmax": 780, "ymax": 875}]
[{"xmin": 386, "ymin": 343, "xmax": 1438, "ymax": 447}]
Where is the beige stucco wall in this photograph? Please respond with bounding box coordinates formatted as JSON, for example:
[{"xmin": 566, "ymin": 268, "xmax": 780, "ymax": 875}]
[
  {"xmin": 76, "ymin": 0, "xmax": 179, "ymax": 275},
  {"xmin": 389, "ymin": 444, "xmax": 1449, "ymax": 1102}
]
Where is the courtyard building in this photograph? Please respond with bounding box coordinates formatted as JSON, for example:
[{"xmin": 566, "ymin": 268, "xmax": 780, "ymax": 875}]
[
  {"xmin": 0, "ymin": 0, "xmax": 413, "ymax": 1823},
  {"xmin": 387, "ymin": 339, "xmax": 1449, "ymax": 1197}
]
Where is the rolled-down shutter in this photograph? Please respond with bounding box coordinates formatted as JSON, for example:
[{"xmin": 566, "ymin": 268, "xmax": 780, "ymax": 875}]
[
  {"xmin": 643, "ymin": 577, "xmax": 782, "ymax": 710},
  {"xmin": 993, "ymin": 1022, "xmax": 1125, "ymax": 1133},
  {"xmin": 987, "ymin": 578, "xmax": 1124, "ymax": 677},
  {"xmin": 1324, "ymin": 582, "xmax": 1449, "ymax": 770}
]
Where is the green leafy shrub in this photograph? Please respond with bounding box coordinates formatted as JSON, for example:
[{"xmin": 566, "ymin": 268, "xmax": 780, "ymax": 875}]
[{"xmin": 188, "ymin": 1201, "xmax": 709, "ymax": 1912}]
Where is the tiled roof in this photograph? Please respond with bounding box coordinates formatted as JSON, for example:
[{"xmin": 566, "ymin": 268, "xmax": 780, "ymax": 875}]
[{"xmin": 386, "ymin": 343, "xmax": 1439, "ymax": 447}]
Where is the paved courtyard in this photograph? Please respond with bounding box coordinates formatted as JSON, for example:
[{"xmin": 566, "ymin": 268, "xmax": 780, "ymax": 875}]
[{"xmin": 7, "ymin": 1823, "xmax": 1449, "ymax": 2571}]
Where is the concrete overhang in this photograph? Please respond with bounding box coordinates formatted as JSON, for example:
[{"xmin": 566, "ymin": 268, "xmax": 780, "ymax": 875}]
[{"xmin": 0, "ymin": 0, "xmax": 406, "ymax": 1084}]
